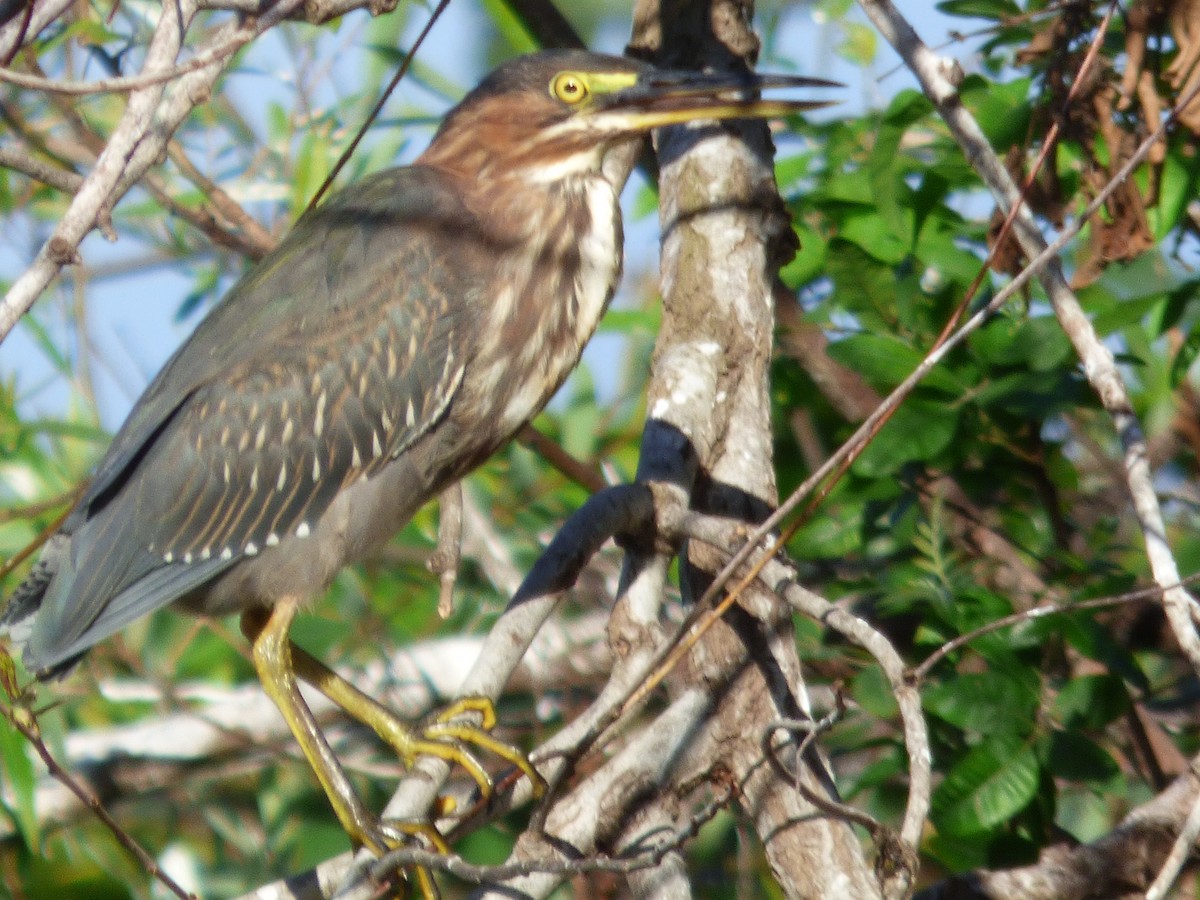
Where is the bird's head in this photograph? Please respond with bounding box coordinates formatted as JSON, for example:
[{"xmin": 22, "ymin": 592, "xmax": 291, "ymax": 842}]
[{"xmin": 418, "ymin": 49, "xmax": 837, "ymax": 186}]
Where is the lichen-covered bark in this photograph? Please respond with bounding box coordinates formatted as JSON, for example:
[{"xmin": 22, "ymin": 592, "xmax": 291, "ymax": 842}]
[{"xmin": 626, "ymin": 2, "xmax": 879, "ymax": 896}]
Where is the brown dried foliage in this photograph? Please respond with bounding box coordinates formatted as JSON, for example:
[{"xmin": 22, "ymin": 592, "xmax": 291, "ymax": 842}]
[{"xmin": 990, "ymin": 0, "xmax": 1200, "ymax": 287}]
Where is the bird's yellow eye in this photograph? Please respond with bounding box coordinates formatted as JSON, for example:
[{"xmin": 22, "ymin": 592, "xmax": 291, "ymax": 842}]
[{"xmin": 551, "ymin": 72, "xmax": 589, "ymax": 104}]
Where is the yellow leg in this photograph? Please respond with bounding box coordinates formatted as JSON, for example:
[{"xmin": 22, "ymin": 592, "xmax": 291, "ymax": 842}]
[
  {"xmin": 242, "ymin": 601, "xmax": 441, "ymax": 898},
  {"xmin": 287, "ymin": 641, "xmax": 546, "ymax": 799}
]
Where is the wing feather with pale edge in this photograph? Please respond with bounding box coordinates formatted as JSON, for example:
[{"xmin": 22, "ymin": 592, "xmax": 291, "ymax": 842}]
[{"xmin": 24, "ymin": 167, "xmax": 476, "ymax": 671}]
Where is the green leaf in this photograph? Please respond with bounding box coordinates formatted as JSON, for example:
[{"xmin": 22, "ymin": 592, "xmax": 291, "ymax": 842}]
[
  {"xmin": 818, "ymin": 172, "xmax": 876, "ymax": 205},
  {"xmin": 866, "ymin": 91, "xmax": 929, "ymax": 245},
  {"xmin": 824, "ymin": 243, "xmax": 899, "ymax": 329},
  {"xmin": 934, "ymin": 735, "xmax": 1041, "ymax": 836},
  {"xmin": 1153, "ymin": 280, "xmax": 1200, "ymax": 335},
  {"xmin": 632, "ymin": 182, "xmax": 660, "ymax": 221},
  {"xmin": 847, "ymin": 748, "xmax": 907, "ymax": 798},
  {"xmin": 960, "ymin": 75, "xmax": 1031, "ymax": 148},
  {"xmin": 1150, "ymin": 138, "xmax": 1200, "ymax": 241},
  {"xmin": 972, "ymin": 370, "xmax": 1083, "ymax": 418},
  {"xmin": 600, "ymin": 308, "xmax": 661, "ymax": 335},
  {"xmin": 1170, "ymin": 328, "xmax": 1200, "ymax": 388},
  {"xmin": 937, "ymin": 0, "xmax": 1021, "ymax": 19},
  {"xmin": 969, "ymin": 315, "xmax": 1072, "ymax": 371},
  {"xmin": 480, "ymin": 0, "xmax": 545, "ymax": 53},
  {"xmin": 819, "ymin": 0, "xmax": 854, "ymax": 17},
  {"xmin": 826, "ymin": 334, "xmax": 963, "ymax": 394},
  {"xmin": 852, "ymin": 399, "xmax": 959, "ymax": 478},
  {"xmin": 1080, "ymin": 252, "xmax": 1189, "ymax": 334},
  {"xmin": 1060, "ymin": 617, "xmax": 1148, "ymax": 691},
  {"xmin": 1053, "ymin": 674, "xmax": 1129, "ymax": 730},
  {"xmin": 924, "ymin": 671, "xmax": 1038, "ymax": 735},
  {"xmin": 781, "ymin": 223, "xmax": 828, "ymax": 288},
  {"xmin": 837, "ymin": 21, "xmax": 877, "ymax": 65},
  {"xmin": 1041, "ymin": 730, "xmax": 1119, "ymax": 783},
  {"xmin": 851, "ymin": 664, "xmax": 898, "ymax": 719},
  {"xmin": 0, "ymin": 715, "xmax": 38, "ymax": 851},
  {"xmin": 789, "ymin": 500, "xmax": 865, "ymax": 559},
  {"xmin": 839, "ymin": 209, "xmax": 910, "ymax": 264}
]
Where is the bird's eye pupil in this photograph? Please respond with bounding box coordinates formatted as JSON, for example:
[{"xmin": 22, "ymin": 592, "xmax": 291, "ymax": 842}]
[{"xmin": 553, "ymin": 74, "xmax": 587, "ymax": 103}]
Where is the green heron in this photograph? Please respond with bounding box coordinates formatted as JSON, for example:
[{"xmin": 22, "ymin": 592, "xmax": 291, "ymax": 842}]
[{"xmin": 2, "ymin": 49, "xmax": 831, "ymax": 868}]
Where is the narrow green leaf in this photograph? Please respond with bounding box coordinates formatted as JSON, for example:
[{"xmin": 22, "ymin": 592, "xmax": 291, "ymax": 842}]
[
  {"xmin": 937, "ymin": 0, "xmax": 1021, "ymax": 19},
  {"xmin": 1170, "ymin": 329, "xmax": 1200, "ymax": 388},
  {"xmin": 0, "ymin": 716, "xmax": 38, "ymax": 851},
  {"xmin": 479, "ymin": 0, "xmax": 540, "ymax": 54}
]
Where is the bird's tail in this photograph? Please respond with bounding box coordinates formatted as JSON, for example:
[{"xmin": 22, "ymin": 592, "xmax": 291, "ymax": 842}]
[{"xmin": 0, "ymin": 534, "xmax": 77, "ymax": 676}]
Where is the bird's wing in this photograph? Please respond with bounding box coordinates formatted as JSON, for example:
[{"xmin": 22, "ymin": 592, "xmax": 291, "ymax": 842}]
[
  {"xmin": 25, "ymin": 167, "xmax": 479, "ymax": 671},
  {"xmin": 150, "ymin": 300, "xmax": 466, "ymax": 567},
  {"xmin": 74, "ymin": 166, "xmax": 475, "ymax": 525}
]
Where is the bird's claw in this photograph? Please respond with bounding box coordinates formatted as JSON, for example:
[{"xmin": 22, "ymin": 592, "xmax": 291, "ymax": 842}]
[
  {"xmin": 358, "ymin": 817, "xmax": 447, "ymax": 899},
  {"xmin": 414, "ymin": 696, "xmax": 547, "ymax": 801}
]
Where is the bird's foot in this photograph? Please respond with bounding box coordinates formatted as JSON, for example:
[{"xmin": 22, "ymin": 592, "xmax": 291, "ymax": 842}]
[
  {"xmin": 355, "ymin": 816, "xmax": 448, "ymax": 899},
  {"xmin": 284, "ymin": 639, "xmax": 544, "ymax": 803},
  {"xmin": 378, "ymin": 696, "xmax": 546, "ymax": 803}
]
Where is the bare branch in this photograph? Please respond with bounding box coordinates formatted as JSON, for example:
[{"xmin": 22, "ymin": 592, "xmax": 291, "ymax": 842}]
[
  {"xmin": 429, "ymin": 484, "xmax": 463, "ymax": 619},
  {"xmin": 679, "ymin": 511, "xmax": 929, "ymax": 868},
  {"xmin": 0, "ymin": 17, "xmax": 264, "ymax": 95},
  {"xmin": 1146, "ymin": 762, "xmax": 1200, "ymax": 899},
  {"xmin": 0, "ymin": 0, "xmax": 74, "ymax": 62},
  {"xmin": 0, "ymin": 146, "xmax": 83, "ymax": 193},
  {"xmin": 478, "ymin": 689, "xmax": 716, "ymax": 898},
  {"xmin": 0, "ymin": 0, "xmax": 305, "ymax": 343},
  {"xmin": 1, "ymin": 701, "xmax": 196, "ymax": 899}
]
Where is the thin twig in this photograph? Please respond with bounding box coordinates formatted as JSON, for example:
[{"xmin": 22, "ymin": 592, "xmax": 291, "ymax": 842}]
[
  {"xmin": 678, "ymin": 512, "xmax": 930, "ymax": 854},
  {"xmin": 304, "ymin": 0, "xmax": 450, "ymax": 211},
  {"xmin": 763, "ymin": 709, "xmax": 889, "ymax": 837},
  {"xmin": 0, "ymin": 0, "xmax": 71, "ymax": 65},
  {"xmin": 0, "ymin": 16, "xmax": 265, "ymax": 95},
  {"xmin": 370, "ymin": 783, "xmax": 734, "ymax": 885},
  {"xmin": 0, "ymin": 699, "xmax": 197, "ymax": 900},
  {"xmin": 519, "ymin": 425, "xmax": 608, "ymax": 493},
  {"xmin": 914, "ymin": 577, "xmax": 1200, "ymax": 681},
  {"xmin": 165, "ymin": 142, "xmax": 277, "ymax": 259},
  {"xmin": 0, "ymin": 0, "xmax": 305, "ymax": 344},
  {"xmin": 0, "ymin": 146, "xmax": 84, "ymax": 194},
  {"xmin": 429, "ymin": 484, "xmax": 463, "ymax": 619}
]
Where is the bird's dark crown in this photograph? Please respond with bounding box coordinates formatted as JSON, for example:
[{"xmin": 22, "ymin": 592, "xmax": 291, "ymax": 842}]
[{"xmin": 456, "ymin": 50, "xmax": 646, "ymax": 112}]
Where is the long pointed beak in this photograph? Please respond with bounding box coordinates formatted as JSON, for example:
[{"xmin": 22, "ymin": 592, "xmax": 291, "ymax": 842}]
[{"xmin": 592, "ymin": 69, "xmax": 841, "ymax": 131}]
